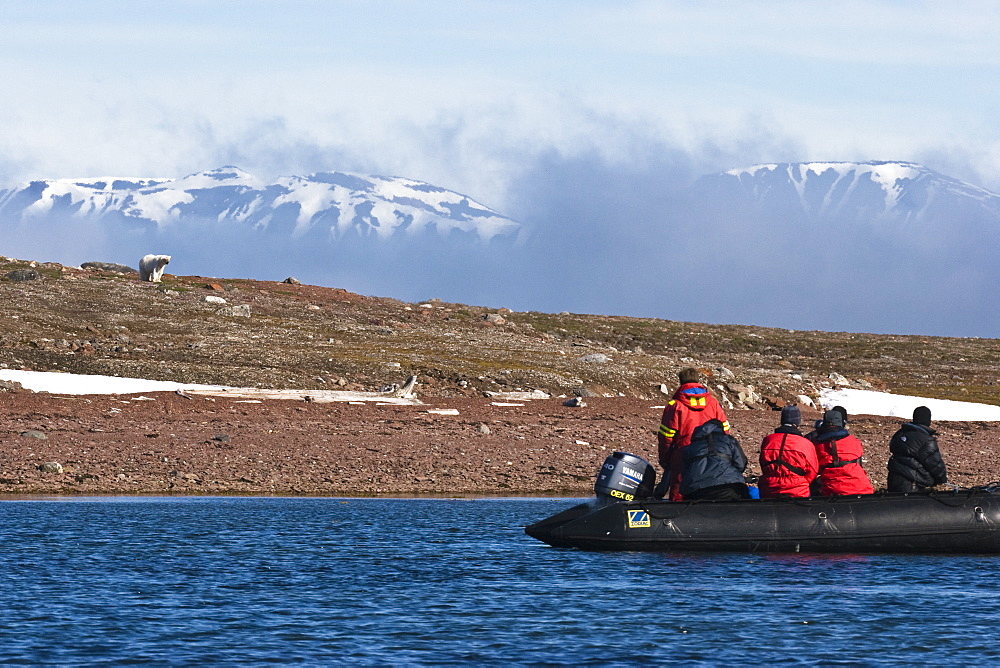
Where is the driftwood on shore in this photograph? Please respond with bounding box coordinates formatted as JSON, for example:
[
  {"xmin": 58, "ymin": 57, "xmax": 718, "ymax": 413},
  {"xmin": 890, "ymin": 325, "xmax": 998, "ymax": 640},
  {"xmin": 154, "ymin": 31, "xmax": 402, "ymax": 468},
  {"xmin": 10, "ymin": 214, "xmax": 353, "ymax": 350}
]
[{"xmin": 180, "ymin": 375, "xmax": 421, "ymax": 405}]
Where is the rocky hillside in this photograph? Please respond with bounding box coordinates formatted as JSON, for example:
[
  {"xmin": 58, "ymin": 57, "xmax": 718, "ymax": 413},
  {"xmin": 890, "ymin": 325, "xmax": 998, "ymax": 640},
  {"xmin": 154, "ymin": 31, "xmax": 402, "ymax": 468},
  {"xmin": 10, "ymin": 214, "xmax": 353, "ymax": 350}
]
[{"xmin": 1, "ymin": 255, "xmax": 998, "ymax": 409}]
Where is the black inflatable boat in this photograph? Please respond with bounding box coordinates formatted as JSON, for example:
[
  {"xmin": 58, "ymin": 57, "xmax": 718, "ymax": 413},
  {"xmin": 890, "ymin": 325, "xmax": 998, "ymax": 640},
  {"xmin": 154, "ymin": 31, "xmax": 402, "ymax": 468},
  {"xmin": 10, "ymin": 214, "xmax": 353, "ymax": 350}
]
[{"xmin": 525, "ymin": 451, "xmax": 1000, "ymax": 554}]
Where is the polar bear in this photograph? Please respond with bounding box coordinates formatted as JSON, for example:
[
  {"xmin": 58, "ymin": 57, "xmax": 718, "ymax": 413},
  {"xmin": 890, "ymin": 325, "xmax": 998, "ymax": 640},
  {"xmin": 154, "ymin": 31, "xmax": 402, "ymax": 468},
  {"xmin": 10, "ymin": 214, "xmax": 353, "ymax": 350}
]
[{"xmin": 138, "ymin": 254, "xmax": 171, "ymax": 283}]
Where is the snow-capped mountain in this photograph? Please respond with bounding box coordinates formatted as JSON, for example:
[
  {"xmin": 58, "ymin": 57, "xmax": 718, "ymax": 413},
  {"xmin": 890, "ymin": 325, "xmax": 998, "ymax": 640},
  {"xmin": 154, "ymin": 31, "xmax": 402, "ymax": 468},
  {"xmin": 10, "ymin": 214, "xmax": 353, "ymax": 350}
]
[
  {"xmin": 669, "ymin": 160, "xmax": 1000, "ymax": 337},
  {"xmin": 690, "ymin": 161, "xmax": 1000, "ymax": 224},
  {"xmin": 0, "ymin": 166, "xmax": 520, "ymax": 242},
  {"xmin": 2, "ymin": 159, "xmax": 998, "ymax": 337}
]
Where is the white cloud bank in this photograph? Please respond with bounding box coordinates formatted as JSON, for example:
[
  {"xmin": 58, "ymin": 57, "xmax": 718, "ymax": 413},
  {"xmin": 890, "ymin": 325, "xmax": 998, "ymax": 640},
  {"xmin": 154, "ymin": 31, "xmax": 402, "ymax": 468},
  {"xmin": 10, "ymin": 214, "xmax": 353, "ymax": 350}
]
[{"xmin": 3, "ymin": 1, "xmax": 1000, "ymax": 200}]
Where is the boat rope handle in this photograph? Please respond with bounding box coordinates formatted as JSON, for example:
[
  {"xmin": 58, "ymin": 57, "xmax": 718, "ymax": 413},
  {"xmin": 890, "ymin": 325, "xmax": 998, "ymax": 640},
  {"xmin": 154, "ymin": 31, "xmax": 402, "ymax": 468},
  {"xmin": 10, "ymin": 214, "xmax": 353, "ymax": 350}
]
[{"xmin": 975, "ymin": 481, "xmax": 1000, "ymax": 493}]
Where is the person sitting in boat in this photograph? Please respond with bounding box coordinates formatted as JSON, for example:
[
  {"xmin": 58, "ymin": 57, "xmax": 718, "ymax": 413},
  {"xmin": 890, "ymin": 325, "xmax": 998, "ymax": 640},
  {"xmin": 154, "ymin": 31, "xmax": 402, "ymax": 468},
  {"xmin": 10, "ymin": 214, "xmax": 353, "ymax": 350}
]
[
  {"xmin": 758, "ymin": 405, "xmax": 818, "ymax": 498},
  {"xmin": 679, "ymin": 419, "xmax": 752, "ymax": 501},
  {"xmin": 655, "ymin": 367, "xmax": 731, "ymax": 500},
  {"xmin": 804, "ymin": 405, "xmax": 848, "ymax": 441},
  {"xmin": 810, "ymin": 409, "xmax": 874, "ymax": 496},
  {"xmin": 887, "ymin": 406, "xmax": 948, "ymax": 493}
]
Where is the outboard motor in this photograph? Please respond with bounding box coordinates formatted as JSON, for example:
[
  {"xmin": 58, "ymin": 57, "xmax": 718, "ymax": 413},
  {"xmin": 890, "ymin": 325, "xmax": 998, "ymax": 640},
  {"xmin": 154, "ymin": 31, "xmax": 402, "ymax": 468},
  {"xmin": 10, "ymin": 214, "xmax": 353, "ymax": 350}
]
[{"xmin": 594, "ymin": 451, "xmax": 656, "ymax": 502}]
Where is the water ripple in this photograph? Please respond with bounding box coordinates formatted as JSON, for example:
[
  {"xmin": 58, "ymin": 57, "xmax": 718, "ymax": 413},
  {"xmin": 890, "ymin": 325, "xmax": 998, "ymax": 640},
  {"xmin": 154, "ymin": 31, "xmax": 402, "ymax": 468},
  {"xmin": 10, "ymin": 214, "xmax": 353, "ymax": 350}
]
[{"xmin": 3, "ymin": 497, "xmax": 1000, "ymax": 664}]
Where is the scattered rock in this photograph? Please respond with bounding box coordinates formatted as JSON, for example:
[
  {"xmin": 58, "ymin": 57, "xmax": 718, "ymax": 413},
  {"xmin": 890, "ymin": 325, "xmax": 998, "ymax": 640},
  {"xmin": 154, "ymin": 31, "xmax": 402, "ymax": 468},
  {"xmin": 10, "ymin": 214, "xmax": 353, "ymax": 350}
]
[
  {"xmin": 5, "ymin": 269, "xmax": 40, "ymax": 282},
  {"xmin": 20, "ymin": 430, "xmax": 47, "ymax": 439},
  {"xmin": 81, "ymin": 261, "xmax": 136, "ymax": 274},
  {"xmin": 564, "ymin": 397, "xmax": 587, "ymax": 407},
  {"xmin": 829, "ymin": 372, "xmax": 850, "ymax": 386},
  {"xmin": 202, "ymin": 295, "xmax": 227, "ymax": 304},
  {"xmin": 726, "ymin": 383, "xmax": 763, "ymax": 406},
  {"xmin": 205, "ymin": 283, "xmax": 224, "ymax": 291},
  {"xmin": 727, "ymin": 383, "xmax": 750, "ymax": 397},
  {"xmin": 0, "ymin": 380, "xmax": 24, "ymax": 393},
  {"xmin": 797, "ymin": 394, "xmax": 817, "ymax": 409},
  {"xmin": 578, "ymin": 353, "xmax": 610, "ymax": 364},
  {"xmin": 477, "ymin": 423, "xmax": 492, "ymax": 434},
  {"xmin": 715, "ymin": 367, "xmax": 736, "ymax": 381},
  {"xmin": 283, "ymin": 277, "xmax": 301, "ymax": 285},
  {"xmin": 212, "ymin": 433, "xmax": 232, "ymax": 442},
  {"xmin": 764, "ymin": 395, "xmax": 786, "ymax": 409},
  {"xmin": 38, "ymin": 462, "xmax": 63, "ymax": 474},
  {"xmin": 483, "ymin": 313, "xmax": 507, "ymax": 325},
  {"xmin": 217, "ymin": 305, "xmax": 251, "ymax": 317}
]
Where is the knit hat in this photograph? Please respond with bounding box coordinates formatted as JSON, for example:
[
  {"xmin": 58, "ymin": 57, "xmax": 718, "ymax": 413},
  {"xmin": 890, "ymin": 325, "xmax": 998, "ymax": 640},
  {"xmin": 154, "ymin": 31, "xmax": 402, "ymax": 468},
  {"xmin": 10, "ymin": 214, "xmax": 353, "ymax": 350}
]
[
  {"xmin": 678, "ymin": 367, "xmax": 701, "ymax": 384},
  {"xmin": 780, "ymin": 405, "xmax": 801, "ymax": 426},
  {"xmin": 913, "ymin": 406, "xmax": 932, "ymax": 426},
  {"xmin": 822, "ymin": 409, "xmax": 845, "ymax": 428},
  {"xmin": 833, "ymin": 405, "xmax": 848, "ymax": 424}
]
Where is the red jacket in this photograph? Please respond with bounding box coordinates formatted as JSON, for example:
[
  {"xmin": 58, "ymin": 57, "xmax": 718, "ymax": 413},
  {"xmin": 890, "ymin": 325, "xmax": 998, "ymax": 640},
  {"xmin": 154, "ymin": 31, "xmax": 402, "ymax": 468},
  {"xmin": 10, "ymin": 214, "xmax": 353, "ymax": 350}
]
[
  {"xmin": 759, "ymin": 428, "xmax": 818, "ymax": 498},
  {"xmin": 812, "ymin": 430, "xmax": 874, "ymax": 496},
  {"xmin": 657, "ymin": 383, "xmax": 729, "ymax": 500}
]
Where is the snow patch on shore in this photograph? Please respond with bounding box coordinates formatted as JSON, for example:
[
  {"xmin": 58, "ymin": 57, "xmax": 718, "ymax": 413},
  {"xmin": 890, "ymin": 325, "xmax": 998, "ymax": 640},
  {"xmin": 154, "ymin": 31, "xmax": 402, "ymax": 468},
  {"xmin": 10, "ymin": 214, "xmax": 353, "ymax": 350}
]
[
  {"xmin": 2, "ymin": 370, "xmax": 999, "ymax": 421},
  {"xmin": 0, "ymin": 369, "xmax": 422, "ymax": 404},
  {"xmin": 0, "ymin": 369, "xmax": 230, "ymax": 395},
  {"xmin": 820, "ymin": 388, "xmax": 1000, "ymax": 422}
]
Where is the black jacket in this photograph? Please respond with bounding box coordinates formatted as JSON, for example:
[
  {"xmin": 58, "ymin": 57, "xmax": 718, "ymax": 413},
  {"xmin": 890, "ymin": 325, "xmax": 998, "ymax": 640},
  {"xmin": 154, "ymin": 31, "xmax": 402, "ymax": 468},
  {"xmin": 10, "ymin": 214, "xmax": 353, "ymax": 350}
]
[
  {"xmin": 887, "ymin": 423, "xmax": 947, "ymax": 488},
  {"xmin": 680, "ymin": 419, "xmax": 748, "ymax": 497}
]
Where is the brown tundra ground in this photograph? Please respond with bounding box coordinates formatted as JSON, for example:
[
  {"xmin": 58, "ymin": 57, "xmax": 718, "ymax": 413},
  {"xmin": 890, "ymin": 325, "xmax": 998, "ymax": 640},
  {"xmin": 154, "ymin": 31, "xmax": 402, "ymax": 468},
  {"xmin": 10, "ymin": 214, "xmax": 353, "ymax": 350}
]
[
  {"xmin": 2, "ymin": 392, "xmax": 996, "ymax": 497},
  {"xmin": 1, "ymin": 257, "xmax": 998, "ymax": 497}
]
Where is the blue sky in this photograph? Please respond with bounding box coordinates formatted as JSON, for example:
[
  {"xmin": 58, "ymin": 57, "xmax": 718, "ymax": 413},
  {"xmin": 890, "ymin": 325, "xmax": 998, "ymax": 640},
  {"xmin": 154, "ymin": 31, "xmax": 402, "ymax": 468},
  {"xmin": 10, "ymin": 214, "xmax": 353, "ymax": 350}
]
[
  {"xmin": 2, "ymin": 0, "xmax": 999, "ymax": 211},
  {"xmin": 3, "ymin": 1, "xmax": 1000, "ymax": 336}
]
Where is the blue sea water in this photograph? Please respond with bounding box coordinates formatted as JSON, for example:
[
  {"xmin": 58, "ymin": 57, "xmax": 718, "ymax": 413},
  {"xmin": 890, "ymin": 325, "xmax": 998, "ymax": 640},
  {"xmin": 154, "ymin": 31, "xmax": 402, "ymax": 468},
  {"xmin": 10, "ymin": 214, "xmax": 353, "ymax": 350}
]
[{"xmin": 2, "ymin": 497, "xmax": 1000, "ymax": 666}]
